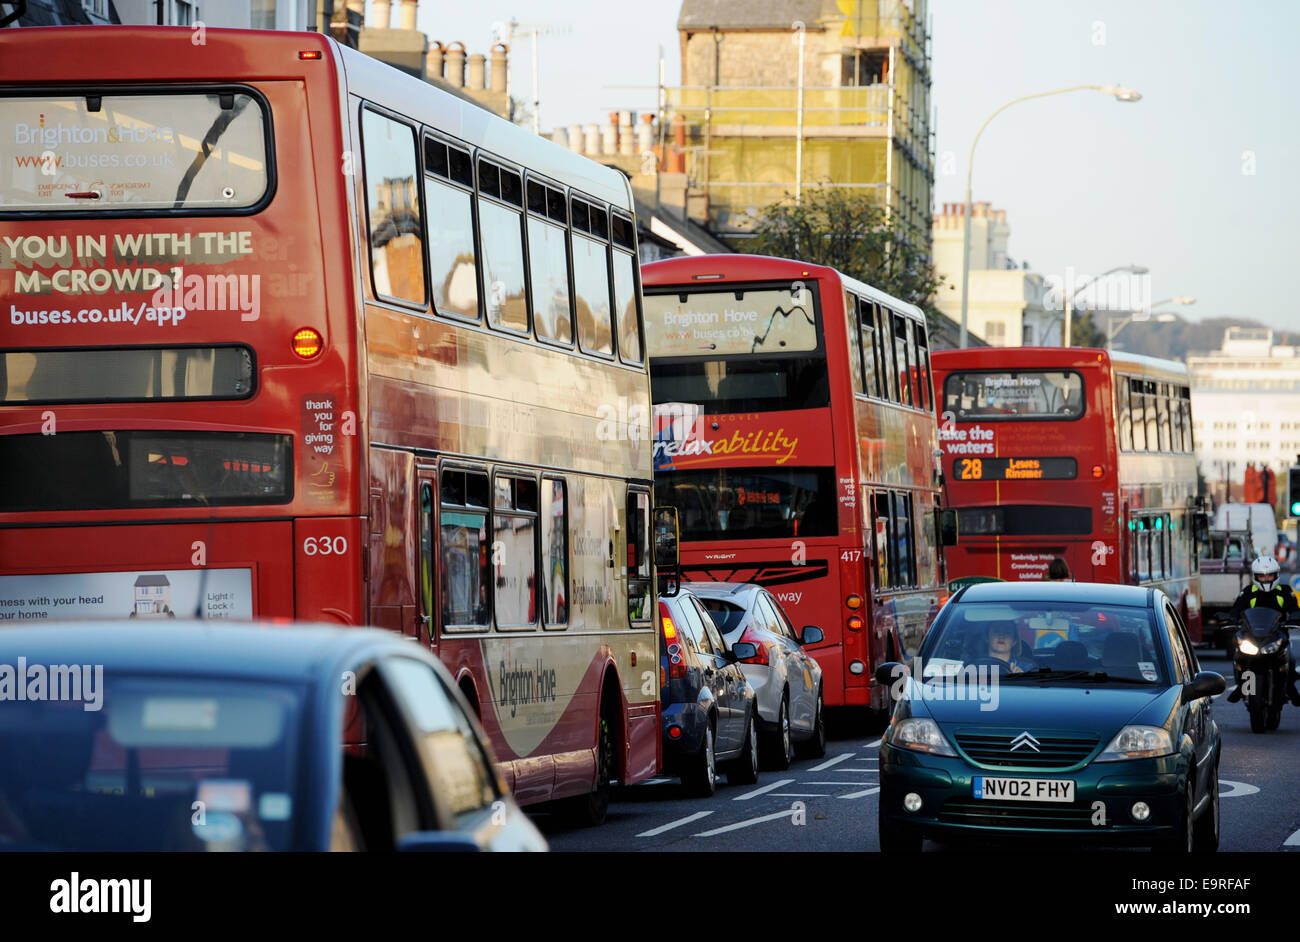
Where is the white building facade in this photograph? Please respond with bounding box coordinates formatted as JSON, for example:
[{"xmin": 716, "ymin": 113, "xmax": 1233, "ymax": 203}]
[
  {"xmin": 1188, "ymin": 327, "xmax": 1300, "ymax": 505},
  {"xmin": 932, "ymin": 202, "xmax": 1055, "ymax": 347}
]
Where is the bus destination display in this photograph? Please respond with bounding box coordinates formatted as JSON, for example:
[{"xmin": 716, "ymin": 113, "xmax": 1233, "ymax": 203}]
[{"xmin": 952, "ymin": 457, "xmax": 1077, "ymax": 481}]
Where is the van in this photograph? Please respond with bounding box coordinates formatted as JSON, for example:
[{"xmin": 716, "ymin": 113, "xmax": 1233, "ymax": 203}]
[{"xmin": 1213, "ymin": 502, "xmax": 1278, "ymax": 557}]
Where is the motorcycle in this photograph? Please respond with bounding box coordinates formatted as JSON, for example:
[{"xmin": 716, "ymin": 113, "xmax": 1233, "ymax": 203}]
[{"xmin": 1233, "ymin": 607, "xmax": 1293, "ymax": 733}]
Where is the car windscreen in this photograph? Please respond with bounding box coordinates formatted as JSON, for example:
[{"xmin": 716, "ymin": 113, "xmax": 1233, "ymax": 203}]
[
  {"xmin": 0, "ymin": 676, "xmax": 304, "ymax": 850},
  {"xmin": 918, "ymin": 601, "xmax": 1166, "ymax": 685},
  {"xmin": 694, "ymin": 596, "xmax": 747, "ymax": 633}
]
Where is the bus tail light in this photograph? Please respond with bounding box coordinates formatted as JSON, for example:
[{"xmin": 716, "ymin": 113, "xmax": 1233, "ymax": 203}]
[
  {"xmin": 845, "ymin": 594, "xmax": 863, "ymax": 610},
  {"xmin": 738, "ymin": 626, "xmax": 770, "ymax": 665},
  {"xmin": 1092, "ymin": 465, "xmax": 1105, "ymax": 478},
  {"xmin": 660, "ymin": 602, "xmax": 685, "ymax": 679},
  {"xmin": 292, "ymin": 328, "xmax": 323, "ymax": 359},
  {"xmin": 847, "ymin": 615, "xmax": 864, "ymax": 632}
]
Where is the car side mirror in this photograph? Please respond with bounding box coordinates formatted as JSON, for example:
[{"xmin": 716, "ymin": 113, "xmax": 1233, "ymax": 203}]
[
  {"xmin": 875, "ymin": 661, "xmax": 906, "ymax": 688},
  {"xmin": 799, "ymin": 625, "xmax": 824, "ymax": 645},
  {"xmin": 396, "ymin": 832, "xmax": 482, "ymax": 852},
  {"xmin": 1184, "ymin": 670, "xmax": 1226, "ymax": 703},
  {"xmin": 730, "ymin": 641, "xmax": 758, "ymax": 662}
]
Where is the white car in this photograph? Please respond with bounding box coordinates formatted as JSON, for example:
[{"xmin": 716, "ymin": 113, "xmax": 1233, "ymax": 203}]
[{"xmin": 688, "ymin": 581, "xmax": 825, "ymax": 769}]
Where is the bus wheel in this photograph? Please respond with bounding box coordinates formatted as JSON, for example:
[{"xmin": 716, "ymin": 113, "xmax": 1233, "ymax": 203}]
[{"xmin": 564, "ymin": 714, "xmax": 613, "ymax": 827}]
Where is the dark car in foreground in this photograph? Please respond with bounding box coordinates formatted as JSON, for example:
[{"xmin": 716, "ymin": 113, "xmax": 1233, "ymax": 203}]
[
  {"xmin": 658, "ymin": 589, "xmax": 761, "ymax": 796},
  {"xmin": 876, "ymin": 582, "xmax": 1223, "ymax": 852},
  {"xmin": 0, "ymin": 622, "xmax": 545, "ymax": 851}
]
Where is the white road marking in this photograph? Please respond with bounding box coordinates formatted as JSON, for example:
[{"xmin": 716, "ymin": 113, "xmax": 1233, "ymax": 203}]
[
  {"xmin": 1284, "ymin": 827, "xmax": 1300, "ymax": 847},
  {"xmin": 734, "ymin": 778, "xmax": 794, "ymax": 800},
  {"xmin": 807, "ymin": 781, "xmax": 877, "ymax": 785},
  {"xmin": 1218, "ymin": 779, "xmax": 1260, "ymax": 799},
  {"xmin": 838, "ymin": 786, "xmax": 881, "ymax": 799},
  {"xmin": 865, "ymin": 739, "xmax": 882, "ymax": 748},
  {"xmin": 695, "ymin": 807, "xmax": 801, "ymax": 837},
  {"xmin": 771, "ymin": 793, "xmax": 829, "ymax": 798},
  {"xmin": 854, "ymin": 757, "xmax": 879, "ymax": 762},
  {"xmin": 809, "ymin": 753, "xmax": 854, "ymax": 772},
  {"xmin": 636, "ymin": 810, "xmax": 714, "ymax": 837},
  {"xmin": 638, "ymin": 778, "xmax": 673, "ymax": 786}
]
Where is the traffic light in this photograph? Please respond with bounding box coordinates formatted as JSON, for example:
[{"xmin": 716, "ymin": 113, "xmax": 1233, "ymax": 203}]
[{"xmin": 1289, "ymin": 466, "xmax": 1300, "ymax": 517}]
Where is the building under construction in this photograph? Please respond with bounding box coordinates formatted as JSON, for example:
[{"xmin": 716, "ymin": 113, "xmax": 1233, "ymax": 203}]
[{"xmin": 664, "ymin": 0, "xmax": 934, "ymax": 255}]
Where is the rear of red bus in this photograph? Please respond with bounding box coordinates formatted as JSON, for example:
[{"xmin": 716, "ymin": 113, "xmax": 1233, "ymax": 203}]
[
  {"xmin": 931, "ymin": 348, "xmax": 1124, "ymax": 586},
  {"xmin": 643, "ymin": 255, "xmax": 882, "ymax": 710},
  {"xmin": 0, "ymin": 29, "xmax": 362, "ymax": 625}
]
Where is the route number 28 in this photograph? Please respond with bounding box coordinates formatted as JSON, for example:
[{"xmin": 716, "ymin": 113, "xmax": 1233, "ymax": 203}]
[
  {"xmin": 958, "ymin": 458, "xmax": 983, "ymax": 480},
  {"xmin": 303, "ymin": 536, "xmax": 348, "ymax": 556}
]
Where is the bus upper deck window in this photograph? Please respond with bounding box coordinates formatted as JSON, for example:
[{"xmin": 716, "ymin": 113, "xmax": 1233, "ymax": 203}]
[{"xmin": 362, "ymin": 108, "xmax": 426, "ymax": 307}]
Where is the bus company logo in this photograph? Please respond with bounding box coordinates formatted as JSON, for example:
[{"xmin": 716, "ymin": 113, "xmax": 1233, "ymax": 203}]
[
  {"xmin": 497, "ymin": 659, "xmax": 558, "ymax": 718},
  {"xmin": 890, "ymin": 657, "xmax": 1000, "ymax": 711},
  {"xmin": 15, "ymin": 120, "xmax": 176, "ymax": 148},
  {"xmin": 151, "ymin": 267, "xmax": 261, "ymax": 321}
]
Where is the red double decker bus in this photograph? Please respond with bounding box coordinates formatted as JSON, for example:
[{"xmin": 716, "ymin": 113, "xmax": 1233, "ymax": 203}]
[
  {"xmin": 643, "ymin": 255, "xmax": 946, "ymax": 718},
  {"xmin": 931, "ymin": 346, "xmax": 1205, "ymax": 640},
  {"xmin": 0, "ymin": 27, "xmax": 660, "ymax": 822}
]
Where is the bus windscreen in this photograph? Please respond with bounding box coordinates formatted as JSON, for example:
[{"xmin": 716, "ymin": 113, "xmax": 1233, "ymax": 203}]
[
  {"xmin": 1, "ymin": 91, "xmax": 269, "ymax": 212},
  {"xmin": 943, "ymin": 370, "xmax": 1084, "ymax": 421}
]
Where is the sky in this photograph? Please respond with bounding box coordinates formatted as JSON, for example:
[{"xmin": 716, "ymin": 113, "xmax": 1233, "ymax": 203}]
[{"xmin": 402, "ymin": 0, "xmax": 1300, "ymax": 334}]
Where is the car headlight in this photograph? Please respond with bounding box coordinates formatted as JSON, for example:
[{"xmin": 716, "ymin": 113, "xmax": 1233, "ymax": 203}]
[
  {"xmin": 1095, "ymin": 725, "xmax": 1175, "ymax": 762},
  {"xmin": 1238, "ymin": 637, "xmax": 1260, "ymax": 656},
  {"xmin": 884, "ymin": 717, "xmax": 957, "ymax": 757}
]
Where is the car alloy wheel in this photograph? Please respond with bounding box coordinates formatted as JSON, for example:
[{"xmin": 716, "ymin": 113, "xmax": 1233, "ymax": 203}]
[
  {"xmin": 703, "ymin": 725, "xmax": 716, "ymax": 791},
  {"xmin": 1194, "ymin": 761, "xmax": 1220, "ymax": 853},
  {"xmin": 782, "ymin": 697, "xmax": 793, "ymax": 764},
  {"xmin": 799, "ymin": 687, "xmax": 827, "ymax": 759},
  {"xmin": 686, "ymin": 723, "xmax": 717, "ymax": 797}
]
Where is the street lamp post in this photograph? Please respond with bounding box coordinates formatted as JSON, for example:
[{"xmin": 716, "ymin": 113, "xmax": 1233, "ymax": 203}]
[
  {"xmin": 959, "ymin": 84, "xmax": 1141, "ymax": 348},
  {"xmin": 1106, "ymin": 296, "xmax": 1196, "ymax": 350},
  {"xmin": 1063, "ymin": 264, "xmax": 1148, "ymax": 347}
]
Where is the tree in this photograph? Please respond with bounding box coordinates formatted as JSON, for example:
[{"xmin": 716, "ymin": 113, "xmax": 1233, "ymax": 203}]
[
  {"xmin": 1070, "ymin": 309, "xmax": 1107, "ymax": 348},
  {"xmin": 749, "ymin": 187, "xmax": 944, "ymax": 326}
]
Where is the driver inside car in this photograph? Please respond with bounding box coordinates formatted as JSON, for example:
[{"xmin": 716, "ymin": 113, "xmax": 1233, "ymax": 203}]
[{"xmin": 985, "ymin": 621, "xmax": 1036, "ymax": 674}]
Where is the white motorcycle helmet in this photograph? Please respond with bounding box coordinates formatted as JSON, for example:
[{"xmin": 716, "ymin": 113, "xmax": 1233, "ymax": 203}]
[{"xmin": 1252, "ymin": 555, "xmax": 1281, "ymax": 589}]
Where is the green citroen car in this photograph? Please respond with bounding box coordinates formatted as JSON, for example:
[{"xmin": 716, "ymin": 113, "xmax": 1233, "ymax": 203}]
[{"xmin": 876, "ymin": 582, "xmax": 1224, "ymax": 852}]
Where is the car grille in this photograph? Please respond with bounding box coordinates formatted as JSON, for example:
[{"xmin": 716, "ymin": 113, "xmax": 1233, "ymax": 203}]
[
  {"xmin": 954, "ymin": 732, "xmax": 1100, "ymax": 769},
  {"xmin": 939, "ymin": 798, "xmax": 1101, "ymax": 829}
]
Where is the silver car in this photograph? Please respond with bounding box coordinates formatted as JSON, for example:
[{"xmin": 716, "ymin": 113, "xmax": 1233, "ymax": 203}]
[{"xmin": 687, "ymin": 581, "xmax": 826, "ymax": 769}]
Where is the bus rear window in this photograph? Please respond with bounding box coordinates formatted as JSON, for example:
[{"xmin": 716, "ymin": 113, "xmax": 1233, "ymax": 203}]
[
  {"xmin": 0, "ymin": 91, "xmax": 270, "ymax": 213},
  {"xmin": 1, "ymin": 346, "xmax": 253, "ymax": 404},
  {"xmin": 644, "ymin": 285, "xmax": 820, "ymax": 358},
  {"xmin": 956, "ymin": 505, "xmax": 1093, "ymax": 536},
  {"xmin": 0, "ymin": 431, "xmax": 292, "ymax": 511},
  {"xmin": 943, "ymin": 371, "xmax": 1084, "ymax": 421},
  {"xmin": 653, "ymin": 467, "xmax": 837, "ymax": 542}
]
